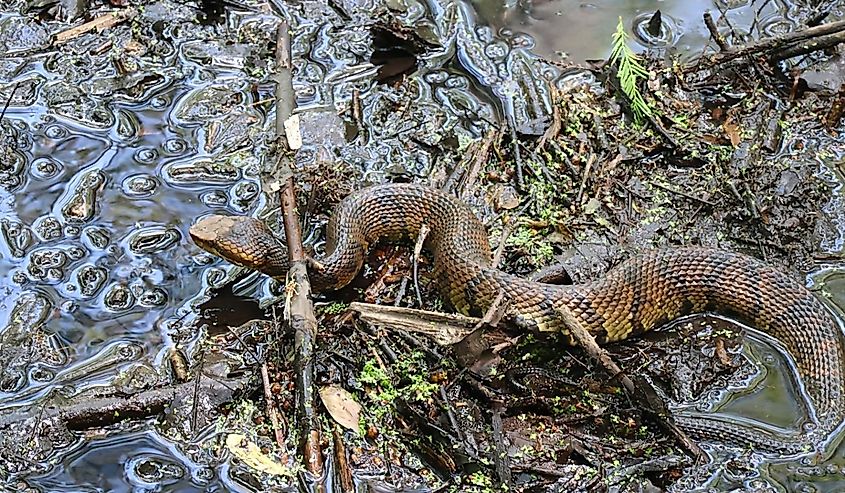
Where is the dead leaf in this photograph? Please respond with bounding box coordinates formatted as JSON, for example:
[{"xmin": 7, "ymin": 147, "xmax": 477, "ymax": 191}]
[
  {"xmin": 722, "ymin": 119, "xmax": 742, "ymax": 147},
  {"xmin": 226, "ymin": 434, "xmax": 293, "ymax": 476},
  {"xmin": 319, "ymin": 385, "xmax": 361, "ymax": 432}
]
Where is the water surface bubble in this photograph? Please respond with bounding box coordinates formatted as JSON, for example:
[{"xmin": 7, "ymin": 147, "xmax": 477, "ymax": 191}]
[
  {"xmin": 44, "ymin": 124, "xmax": 68, "ymax": 139},
  {"xmin": 122, "ymin": 174, "xmax": 159, "ymax": 197},
  {"xmin": 163, "ymin": 137, "xmax": 188, "ymax": 155},
  {"xmin": 30, "ymin": 157, "xmax": 63, "ymax": 180},
  {"xmin": 104, "ymin": 283, "xmax": 135, "ymax": 311},
  {"xmin": 134, "ymin": 148, "xmax": 159, "ymax": 165},
  {"xmin": 127, "ymin": 226, "xmax": 181, "ymax": 254}
]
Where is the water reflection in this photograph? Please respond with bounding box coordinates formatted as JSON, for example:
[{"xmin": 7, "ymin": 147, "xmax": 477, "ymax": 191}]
[{"xmin": 472, "ymin": 0, "xmax": 799, "ymax": 62}]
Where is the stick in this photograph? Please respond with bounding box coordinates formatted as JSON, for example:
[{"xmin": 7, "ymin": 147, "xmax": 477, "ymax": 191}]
[
  {"xmin": 332, "ymin": 426, "xmax": 354, "ymax": 491},
  {"xmin": 703, "ymin": 12, "xmax": 729, "ymax": 51},
  {"xmin": 460, "ymin": 129, "xmax": 498, "ymax": 199},
  {"xmin": 697, "ymin": 18, "xmax": 845, "ymax": 68},
  {"xmin": 536, "ymin": 83, "xmax": 561, "ymax": 152},
  {"xmin": 54, "ymin": 9, "xmax": 136, "ymax": 45},
  {"xmin": 770, "ymin": 30, "xmax": 845, "ymax": 62},
  {"xmin": 0, "ymin": 82, "xmax": 19, "ymax": 122},
  {"xmin": 412, "ymin": 224, "xmax": 430, "ymax": 307},
  {"xmin": 261, "ymin": 363, "xmax": 287, "ymax": 449},
  {"xmin": 650, "ymin": 181, "xmax": 716, "ymax": 207},
  {"xmin": 350, "ymin": 302, "xmax": 480, "ymax": 346},
  {"xmin": 274, "ymin": 21, "xmax": 324, "ymax": 484},
  {"xmin": 576, "ymin": 154, "xmax": 595, "ymax": 205}
]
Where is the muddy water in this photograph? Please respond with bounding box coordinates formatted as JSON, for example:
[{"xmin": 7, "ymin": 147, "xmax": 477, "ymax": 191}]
[{"xmin": 1, "ymin": 0, "xmax": 845, "ymax": 491}]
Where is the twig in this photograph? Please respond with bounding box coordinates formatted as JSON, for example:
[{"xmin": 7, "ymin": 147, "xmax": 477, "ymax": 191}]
[
  {"xmin": 576, "ymin": 154, "xmax": 595, "ymax": 205},
  {"xmin": 439, "ymin": 385, "xmax": 465, "ymax": 446},
  {"xmin": 261, "ymin": 363, "xmax": 287, "ymax": 449},
  {"xmin": 509, "ymin": 125, "xmax": 524, "ymax": 188},
  {"xmin": 644, "ymin": 112, "xmax": 679, "ymax": 148},
  {"xmin": 0, "ymin": 82, "xmax": 19, "ymax": 122},
  {"xmin": 491, "ymin": 223, "xmax": 513, "ymax": 269},
  {"xmin": 536, "ymin": 83, "xmax": 562, "ymax": 152},
  {"xmin": 650, "ymin": 181, "xmax": 715, "ymax": 207},
  {"xmin": 696, "ymin": 18, "xmax": 845, "ymax": 69},
  {"xmin": 475, "ymin": 290, "xmax": 510, "ymax": 329},
  {"xmin": 703, "ymin": 12, "xmax": 729, "ymax": 51},
  {"xmin": 53, "ymin": 9, "xmax": 136, "ymax": 45},
  {"xmin": 459, "ymin": 129, "xmax": 498, "ymax": 199},
  {"xmin": 190, "ymin": 350, "xmax": 205, "ymax": 435},
  {"xmin": 332, "ymin": 426, "xmax": 354, "ymax": 491},
  {"xmin": 274, "ymin": 20, "xmax": 325, "ymax": 485},
  {"xmin": 412, "ymin": 224, "xmax": 430, "ymax": 307},
  {"xmin": 225, "ymin": 325, "xmax": 261, "ymax": 363}
]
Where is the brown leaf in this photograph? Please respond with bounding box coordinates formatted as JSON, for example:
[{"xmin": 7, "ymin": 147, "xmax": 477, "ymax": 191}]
[
  {"xmin": 723, "ymin": 119, "xmax": 742, "ymax": 147},
  {"xmin": 319, "ymin": 385, "xmax": 361, "ymax": 432}
]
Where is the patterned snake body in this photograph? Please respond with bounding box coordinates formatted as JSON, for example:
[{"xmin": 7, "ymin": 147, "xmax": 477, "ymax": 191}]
[{"xmin": 191, "ymin": 183, "xmax": 845, "ymax": 455}]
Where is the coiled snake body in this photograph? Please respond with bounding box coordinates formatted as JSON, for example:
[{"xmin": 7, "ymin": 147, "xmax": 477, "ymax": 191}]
[{"xmin": 190, "ymin": 183, "xmax": 845, "ymax": 455}]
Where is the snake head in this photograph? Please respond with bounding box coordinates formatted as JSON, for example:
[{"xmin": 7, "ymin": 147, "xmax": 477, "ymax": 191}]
[{"xmin": 189, "ymin": 214, "xmax": 290, "ymax": 278}]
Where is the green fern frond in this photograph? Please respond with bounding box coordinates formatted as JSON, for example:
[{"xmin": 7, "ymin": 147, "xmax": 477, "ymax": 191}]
[{"xmin": 609, "ymin": 17, "xmax": 653, "ymax": 121}]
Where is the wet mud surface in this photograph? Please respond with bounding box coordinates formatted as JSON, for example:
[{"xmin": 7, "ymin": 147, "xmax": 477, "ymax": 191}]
[{"xmin": 1, "ymin": 0, "xmax": 845, "ymax": 491}]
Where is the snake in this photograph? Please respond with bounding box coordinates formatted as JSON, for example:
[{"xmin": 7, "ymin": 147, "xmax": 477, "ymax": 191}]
[{"xmin": 190, "ymin": 182, "xmax": 845, "ymax": 456}]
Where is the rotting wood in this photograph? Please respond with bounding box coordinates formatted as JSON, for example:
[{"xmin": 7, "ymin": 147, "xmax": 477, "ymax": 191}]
[
  {"xmin": 332, "ymin": 425, "xmax": 354, "ymax": 491},
  {"xmin": 770, "ymin": 30, "xmax": 845, "ymax": 62},
  {"xmin": 350, "ymin": 302, "xmax": 480, "ymax": 346},
  {"xmin": 273, "ymin": 20, "xmax": 325, "ymax": 485},
  {"xmin": 0, "ymin": 376, "xmax": 246, "ymax": 431}
]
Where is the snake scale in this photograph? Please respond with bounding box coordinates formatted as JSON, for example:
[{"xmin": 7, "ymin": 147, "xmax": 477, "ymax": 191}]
[{"xmin": 190, "ymin": 183, "xmax": 845, "ymax": 455}]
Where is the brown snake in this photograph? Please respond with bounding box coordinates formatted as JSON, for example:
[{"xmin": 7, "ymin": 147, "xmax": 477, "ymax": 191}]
[{"xmin": 190, "ymin": 183, "xmax": 845, "ymax": 456}]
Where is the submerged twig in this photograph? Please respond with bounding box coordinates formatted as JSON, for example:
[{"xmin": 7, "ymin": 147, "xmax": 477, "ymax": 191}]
[
  {"xmin": 0, "ymin": 82, "xmax": 19, "ymax": 122},
  {"xmin": 54, "ymin": 9, "xmax": 136, "ymax": 45}
]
